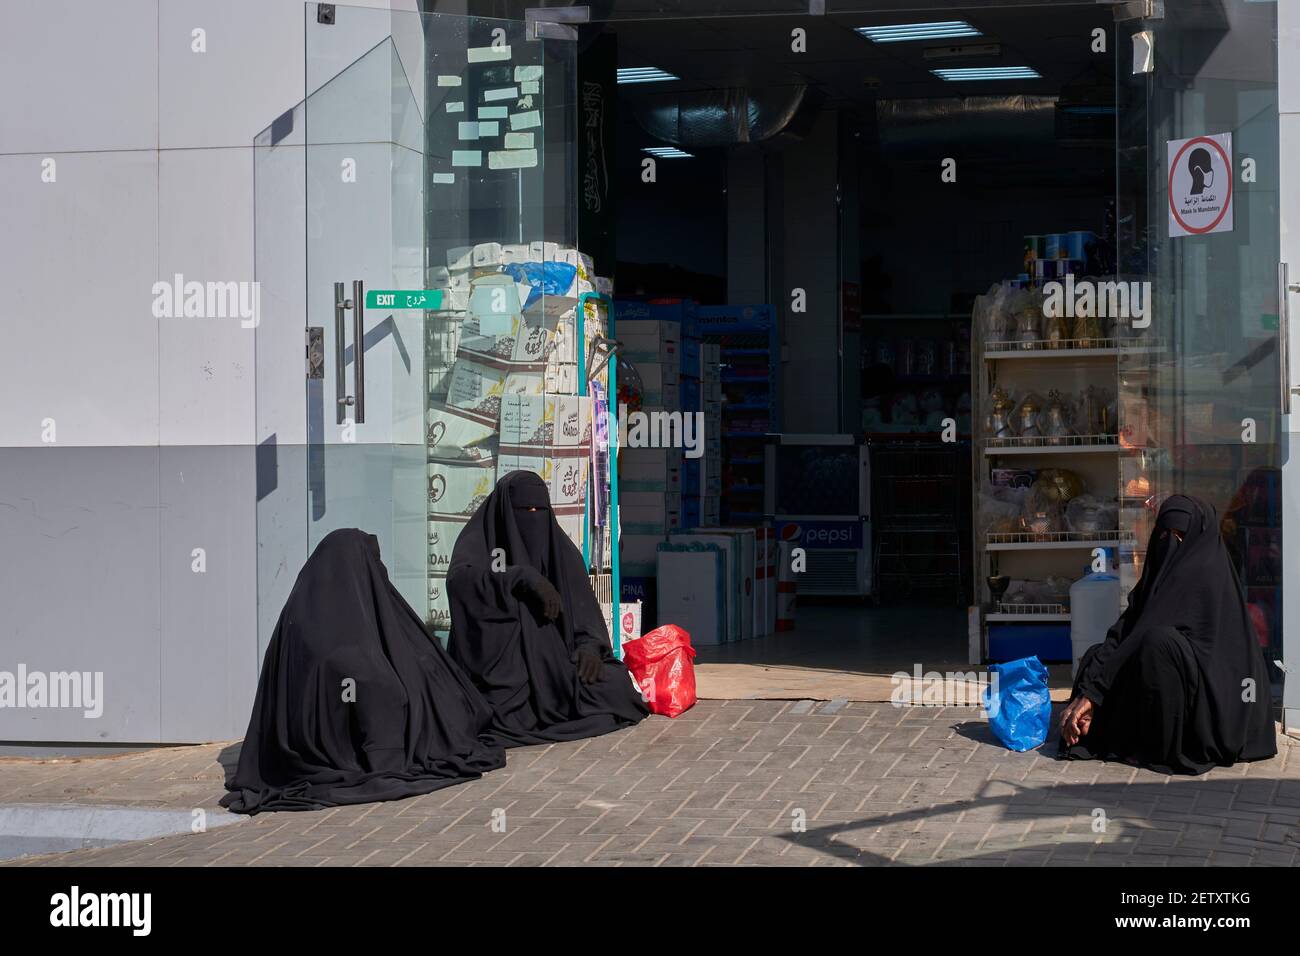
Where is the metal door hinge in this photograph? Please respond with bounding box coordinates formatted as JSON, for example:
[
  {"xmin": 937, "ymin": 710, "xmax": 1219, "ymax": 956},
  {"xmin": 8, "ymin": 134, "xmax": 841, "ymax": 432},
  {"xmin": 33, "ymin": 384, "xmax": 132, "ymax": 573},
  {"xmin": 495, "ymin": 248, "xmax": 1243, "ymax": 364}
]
[
  {"xmin": 526, "ymin": 5, "xmax": 588, "ymax": 41},
  {"xmin": 1132, "ymin": 29, "xmax": 1155, "ymax": 74},
  {"xmin": 317, "ymin": 4, "xmax": 335, "ymax": 26},
  {"xmin": 1108, "ymin": 0, "xmax": 1164, "ymax": 23},
  {"xmin": 306, "ymin": 327, "xmax": 324, "ymax": 379}
]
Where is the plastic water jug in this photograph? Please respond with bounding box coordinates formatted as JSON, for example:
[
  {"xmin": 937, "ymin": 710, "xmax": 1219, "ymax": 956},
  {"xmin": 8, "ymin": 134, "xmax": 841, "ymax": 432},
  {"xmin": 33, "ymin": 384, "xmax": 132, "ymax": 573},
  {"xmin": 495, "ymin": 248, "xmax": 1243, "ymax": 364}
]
[{"xmin": 1069, "ymin": 570, "xmax": 1121, "ymax": 678}]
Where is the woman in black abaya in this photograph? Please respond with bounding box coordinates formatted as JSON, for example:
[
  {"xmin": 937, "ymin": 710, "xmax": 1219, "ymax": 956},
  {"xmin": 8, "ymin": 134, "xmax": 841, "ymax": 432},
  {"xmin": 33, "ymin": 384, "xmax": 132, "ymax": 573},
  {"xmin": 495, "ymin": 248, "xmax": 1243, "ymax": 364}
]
[
  {"xmin": 222, "ymin": 529, "xmax": 505, "ymax": 814},
  {"xmin": 447, "ymin": 471, "xmax": 649, "ymax": 746},
  {"xmin": 1059, "ymin": 495, "xmax": 1276, "ymax": 774}
]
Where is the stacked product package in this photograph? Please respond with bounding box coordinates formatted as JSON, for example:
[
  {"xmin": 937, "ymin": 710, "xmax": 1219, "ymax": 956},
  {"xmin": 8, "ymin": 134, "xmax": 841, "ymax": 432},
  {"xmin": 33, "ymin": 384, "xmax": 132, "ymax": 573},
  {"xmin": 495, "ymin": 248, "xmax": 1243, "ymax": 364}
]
[
  {"xmin": 425, "ymin": 239, "xmax": 610, "ymax": 634},
  {"xmin": 685, "ymin": 342, "xmax": 722, "ymax": 528},
  {"xmin": 617, "ymin": 317, "xmax": 686, "ymax": 579}
]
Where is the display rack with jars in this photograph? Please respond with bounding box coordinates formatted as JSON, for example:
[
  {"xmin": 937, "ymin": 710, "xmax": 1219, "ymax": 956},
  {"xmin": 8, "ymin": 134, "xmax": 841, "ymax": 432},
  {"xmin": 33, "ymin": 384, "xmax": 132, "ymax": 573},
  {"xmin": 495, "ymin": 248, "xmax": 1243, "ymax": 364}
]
[{"xmin": 969, "ymin": 280, "xmax": 1135, "ymax": 664}]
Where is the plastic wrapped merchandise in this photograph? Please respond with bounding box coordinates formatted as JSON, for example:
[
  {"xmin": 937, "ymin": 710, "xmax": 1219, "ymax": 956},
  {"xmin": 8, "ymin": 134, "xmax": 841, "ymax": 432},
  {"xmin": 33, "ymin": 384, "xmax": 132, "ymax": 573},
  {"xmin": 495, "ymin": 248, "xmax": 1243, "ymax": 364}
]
[
  {"xmin": 979, "ymin": 483, "xmax": 1030, "ymax": 537},
  {"xmin": 981, "ymin": 282, "xmax": 1013, "ymax": 343},
  {"xmin": 1065, "ymin": 495, "xmax": 1119, "ymax": 534},
  {"xmin": 1023, "ymin": 479, "xmax": 1065, "ymax": 538},
  {"xmin": 1035, "ymin": 467, "xmax": 1086, "ymax": 505}
]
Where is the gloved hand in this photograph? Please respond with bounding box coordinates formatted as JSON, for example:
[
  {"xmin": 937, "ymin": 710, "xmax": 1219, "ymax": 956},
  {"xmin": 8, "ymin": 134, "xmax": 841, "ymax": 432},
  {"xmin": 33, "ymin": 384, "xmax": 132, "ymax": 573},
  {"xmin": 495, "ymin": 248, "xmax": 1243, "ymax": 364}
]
[
  {"xmin": 572, "ymin": 645, "xmax": 604, "ymax": 684},
  {"xmin": 512, "ymin": 567, "xmax": 562, "ymax": 622}
]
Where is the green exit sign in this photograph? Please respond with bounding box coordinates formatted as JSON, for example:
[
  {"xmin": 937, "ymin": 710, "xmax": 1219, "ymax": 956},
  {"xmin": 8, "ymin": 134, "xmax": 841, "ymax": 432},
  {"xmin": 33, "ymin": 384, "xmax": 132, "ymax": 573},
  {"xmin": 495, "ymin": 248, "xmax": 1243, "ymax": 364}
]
[{"xmin": 366, "ymin": 289, "xmax": 445, "ymax": 310}]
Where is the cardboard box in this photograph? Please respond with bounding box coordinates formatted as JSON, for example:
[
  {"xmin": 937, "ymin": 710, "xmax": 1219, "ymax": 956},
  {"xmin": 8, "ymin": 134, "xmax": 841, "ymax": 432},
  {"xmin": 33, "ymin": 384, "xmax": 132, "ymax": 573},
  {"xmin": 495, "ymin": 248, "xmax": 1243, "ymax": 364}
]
[
  {"xmin": 635, "ymin": 362, "xmax": 680, "ymax": 408},
  {"xmin": 428, "ymin": 515, "xmax": 471, "ymax": 575},
  {"xmin": 446, "ymin": 357, "xmax": 544, "ymax": 420},
  {"xmin": 428, "ymin": 458, "xmax": 498, "ymax": 518},
  {"xmin": 496, "ymin": 453, "xmax": 588, "ymax": 507},
  {"xmin": 428, "ymin": 572, "xmax": 452, "ymax": 633},
  {"xmin": 472, "ymin": 241, "xmax": 503, "ymax": 268},
  {"xmin": 529, "ymin": 240, "xmax": 559, "ymax": 262},
  {"xmin": 498, "ymin": 394, "xmax": 592, "ymax": 450},
  {"xmin": 620, "ymin": 532, "xmax": 666, "ymax": 574},
  {"xmin": 680, "ymin": 528, "xmax": 756, "ymax": 642},
  {"xmin": 446, "ymin": 245, "xmax": 473, "ymax": 270},
  {"xmin": 656, "ymin": 544, "xmax": 728, "ymax": 645},
  {"xmin": 667, "ymin": 530, "xmax": 749, "ymax": 642},
  {"xmin": 619, "ymin": 447, "xmax": 682, "ymax": 492},
  {"xmin": 426, "ymin": 401, "xmax": 498, "ymax": 461}
]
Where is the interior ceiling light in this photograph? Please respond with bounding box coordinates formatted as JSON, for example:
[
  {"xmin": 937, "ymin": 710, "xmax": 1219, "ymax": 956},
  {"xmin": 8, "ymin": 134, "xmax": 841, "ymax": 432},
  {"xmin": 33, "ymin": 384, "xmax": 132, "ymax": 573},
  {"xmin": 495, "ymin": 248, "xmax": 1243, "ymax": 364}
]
[
  {"xmin": 644, "ymin": 146, "xmax": 694, "ymax": 159},
  {"xmin": 617, "ymin": 67, "xmax": 679, "ymax": 85},
  {"xmin": 856, "ymin": 21, "xmax": 981, "ymax": 43},
  {"xmin": 932, "ymin": 66, "xmax": 1042, "ymax": 81}
]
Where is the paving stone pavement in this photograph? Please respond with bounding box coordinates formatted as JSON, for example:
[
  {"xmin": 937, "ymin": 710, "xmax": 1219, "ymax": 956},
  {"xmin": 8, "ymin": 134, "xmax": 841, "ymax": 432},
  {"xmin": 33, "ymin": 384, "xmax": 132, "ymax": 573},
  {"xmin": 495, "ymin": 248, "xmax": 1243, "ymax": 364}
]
[{"xmin": 2, "ymin": 700, "xmax": 1298, "ymax": 867}]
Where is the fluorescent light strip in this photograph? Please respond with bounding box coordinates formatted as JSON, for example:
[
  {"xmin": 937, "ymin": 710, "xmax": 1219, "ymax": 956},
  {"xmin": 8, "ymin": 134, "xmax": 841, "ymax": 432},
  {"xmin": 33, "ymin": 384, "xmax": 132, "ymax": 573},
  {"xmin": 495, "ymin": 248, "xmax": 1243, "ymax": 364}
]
[
  {"xmin": 644, "ymin": 146, "xmax": 694, "ymax": 159},
  {"xmin": 856, "ymin": 21, "xmax": 981, "ymax": 43},
  {"xmin": 617, "ymin": 67, "xmax": 679, "ymax": 84},
  {"xmin": 932, "ymin": 66, "xmax": 1041, "ymax": 81}
]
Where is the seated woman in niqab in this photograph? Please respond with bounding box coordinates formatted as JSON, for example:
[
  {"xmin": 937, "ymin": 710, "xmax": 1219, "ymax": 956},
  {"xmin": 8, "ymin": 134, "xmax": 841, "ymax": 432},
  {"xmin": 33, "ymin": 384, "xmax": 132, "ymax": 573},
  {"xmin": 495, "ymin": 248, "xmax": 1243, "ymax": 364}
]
[
  {"xmin": 222, "ymin": 529, "xmax": 505, "ymax": 813},
  {"xmin": 447, "ymin": 471, "xmax": 649, "ymax": 746},
  {"xmin": 1059, "ymin": 495, "xmax": 1276, "ymax": 774}
]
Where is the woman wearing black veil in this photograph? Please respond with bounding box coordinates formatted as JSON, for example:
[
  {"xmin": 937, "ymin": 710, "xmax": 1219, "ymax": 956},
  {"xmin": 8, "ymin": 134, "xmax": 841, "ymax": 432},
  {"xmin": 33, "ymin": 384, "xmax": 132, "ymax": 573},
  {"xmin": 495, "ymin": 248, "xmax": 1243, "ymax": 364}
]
[
  {"xmin": 222, "ymin": 529, "xmax": 505, "ymax": 813},
  {"xmin": 447, "ymin": 471, "xmax": 649, "ymax": 746},
  {"xmin": 1059, "ymin": 495, "xmax": 1277, "ymax": 774}
]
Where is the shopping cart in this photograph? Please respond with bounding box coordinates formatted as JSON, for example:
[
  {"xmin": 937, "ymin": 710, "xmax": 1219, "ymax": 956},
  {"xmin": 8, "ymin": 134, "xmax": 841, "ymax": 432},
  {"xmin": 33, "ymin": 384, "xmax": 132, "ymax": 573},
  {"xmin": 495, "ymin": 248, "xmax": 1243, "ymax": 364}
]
[{"xmin": 870, "ymin": 441, "xmax": 967, "ymax": 605}]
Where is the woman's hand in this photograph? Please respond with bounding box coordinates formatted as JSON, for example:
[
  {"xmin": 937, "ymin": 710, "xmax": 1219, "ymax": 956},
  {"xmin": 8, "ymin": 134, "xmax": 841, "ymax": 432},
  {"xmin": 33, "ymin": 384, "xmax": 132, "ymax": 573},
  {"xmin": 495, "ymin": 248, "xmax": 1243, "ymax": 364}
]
[
  {"xmin": 572, "ymin": 645, "xmax": 604, "ymax": 684},
  {"xmin": 511, "ymin": 568, "xmax": 562, "ymax": 621},
  {"xmin": 1060, "ymin": 695, "xmax": 1094, "ymax": 747}
]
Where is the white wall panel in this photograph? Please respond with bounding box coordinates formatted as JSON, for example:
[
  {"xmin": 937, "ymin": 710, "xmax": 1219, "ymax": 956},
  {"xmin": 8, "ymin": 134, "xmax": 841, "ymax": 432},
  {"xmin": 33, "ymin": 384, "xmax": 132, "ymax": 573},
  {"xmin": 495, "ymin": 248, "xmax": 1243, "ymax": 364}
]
[
  {"xmin": 0, "ymin": 0, "xmax": 158, "ymax": 154},
  {"xmin": 158, "ymin": 148, "xmax": 258, "ymax": 447},
  {"xmin": 0, "ymin": 151, "xmax": 160, "ymax": 447}
]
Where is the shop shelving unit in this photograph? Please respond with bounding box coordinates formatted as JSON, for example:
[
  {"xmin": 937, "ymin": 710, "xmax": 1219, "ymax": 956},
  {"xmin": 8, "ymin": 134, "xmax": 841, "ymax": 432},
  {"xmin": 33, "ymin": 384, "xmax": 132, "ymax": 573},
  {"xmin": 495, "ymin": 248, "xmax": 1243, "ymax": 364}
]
[
  {"xmin": 694, "ymin": 307, "xmax": 779, "ymax": 526},
  {"xmin": 970, "ymin": 330, "xmax": 1129, "ymax": 664}
]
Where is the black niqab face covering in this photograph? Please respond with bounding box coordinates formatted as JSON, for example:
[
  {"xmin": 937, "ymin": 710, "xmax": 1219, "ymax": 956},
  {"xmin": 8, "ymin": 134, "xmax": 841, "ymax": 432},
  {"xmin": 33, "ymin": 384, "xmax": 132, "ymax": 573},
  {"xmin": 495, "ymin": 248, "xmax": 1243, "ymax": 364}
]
[
  {"xmin": 1143, "ymin": 500, "xmax": 1195, "ymax": 592},
  {"xmin": 507, "ymin": 474, "xmax": 553, "ymax": 573}
]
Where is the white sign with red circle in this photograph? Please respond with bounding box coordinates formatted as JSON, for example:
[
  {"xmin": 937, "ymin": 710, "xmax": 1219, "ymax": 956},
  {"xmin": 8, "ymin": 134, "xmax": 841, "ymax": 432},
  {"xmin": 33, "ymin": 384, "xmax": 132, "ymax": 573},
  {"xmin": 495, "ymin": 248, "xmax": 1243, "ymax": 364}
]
[{"xmin": 1167, "ymin": 132, "xmax": 1233, "ymax": 238}]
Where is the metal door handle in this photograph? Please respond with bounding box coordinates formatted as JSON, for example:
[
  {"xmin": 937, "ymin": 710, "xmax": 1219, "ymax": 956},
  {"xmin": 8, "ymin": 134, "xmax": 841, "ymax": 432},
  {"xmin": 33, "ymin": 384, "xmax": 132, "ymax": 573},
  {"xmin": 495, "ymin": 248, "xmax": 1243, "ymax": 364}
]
[
  {"xmin": 1281, "ymin": 263, "xmax": 1300, "ymax": 415},
  {"xmin": 333, "ymin": 282, "xmax": 352, "ymax": 424},
  {"xmin": 352, "ymin": 279, "xmax": 366, "ymax": 424}
]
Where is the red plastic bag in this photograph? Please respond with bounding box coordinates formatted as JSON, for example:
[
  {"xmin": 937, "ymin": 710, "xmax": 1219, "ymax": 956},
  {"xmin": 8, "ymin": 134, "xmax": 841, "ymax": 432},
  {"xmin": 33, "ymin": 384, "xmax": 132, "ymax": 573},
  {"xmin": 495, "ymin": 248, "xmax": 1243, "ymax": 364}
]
[{"xmin": 621, "ymin": 625, "xmax": 697, "ymax": 718}]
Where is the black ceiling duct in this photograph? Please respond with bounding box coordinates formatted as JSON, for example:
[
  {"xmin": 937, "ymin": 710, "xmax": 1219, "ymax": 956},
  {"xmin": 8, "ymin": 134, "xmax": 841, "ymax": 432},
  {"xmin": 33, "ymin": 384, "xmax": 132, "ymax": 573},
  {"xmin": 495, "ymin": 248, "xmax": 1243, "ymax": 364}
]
[
  {"xmin": 875, "ymin": 95, "xmax": 1058, "ymax": 158},
  {"xmin": 628, "ymin": 84, "xmax": 827, "ymax": 150}
]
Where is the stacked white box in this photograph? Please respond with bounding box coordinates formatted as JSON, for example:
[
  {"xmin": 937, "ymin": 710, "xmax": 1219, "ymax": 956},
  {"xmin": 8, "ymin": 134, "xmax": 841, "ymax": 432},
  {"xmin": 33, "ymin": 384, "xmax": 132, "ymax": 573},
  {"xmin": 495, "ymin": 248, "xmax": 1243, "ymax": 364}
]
[
  {"xmin": 620, "ymin": 490, "xmax": 681, "ymax": 534},
  {"xmin": 620, "ymin": 446, "xmax": 682, "ymax": 493},
  {"xmin": 656, "ymin": 544, "xmax": 728, "ymax": 645},
  {"xmin": 620, "ymin": 320, "xmax": 679, "ymax": 408},
  {"xmin": 664, "ymin": 531, "xmax": 750, "ymax": 642}
]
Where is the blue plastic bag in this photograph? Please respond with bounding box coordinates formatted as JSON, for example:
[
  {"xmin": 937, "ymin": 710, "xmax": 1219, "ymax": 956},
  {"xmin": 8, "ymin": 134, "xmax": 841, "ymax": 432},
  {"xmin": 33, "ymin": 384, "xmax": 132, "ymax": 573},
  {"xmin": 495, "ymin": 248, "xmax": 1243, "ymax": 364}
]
[
  {"xmin": 983, "ymin": 655, "xmax": 1051, "ymax": 752},
  {"xmin": 501, "ymin": 261, "xmax": 578, "ymax": 310}
]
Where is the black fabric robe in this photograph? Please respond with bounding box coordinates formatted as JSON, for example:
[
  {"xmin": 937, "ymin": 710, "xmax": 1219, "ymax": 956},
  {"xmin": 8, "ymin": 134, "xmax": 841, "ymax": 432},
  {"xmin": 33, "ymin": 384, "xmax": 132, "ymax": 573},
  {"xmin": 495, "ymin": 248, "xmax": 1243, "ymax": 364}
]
[
  {"xmin": 222, "ymin": 529, "xmax": 505, "ymax": 814},
  {"xmin": 1061, "ymin": 494, "xmax": 1276, "ymax": 774},
  {"xmin": 447, "ymin": 471, "xmax": 649, "ymax": 746}
]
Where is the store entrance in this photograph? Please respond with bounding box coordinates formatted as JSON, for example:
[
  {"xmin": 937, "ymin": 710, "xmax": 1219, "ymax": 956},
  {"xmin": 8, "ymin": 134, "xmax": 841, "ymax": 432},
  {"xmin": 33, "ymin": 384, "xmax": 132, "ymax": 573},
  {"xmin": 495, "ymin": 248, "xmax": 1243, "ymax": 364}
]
[{"xmin": 598, "ymin": 1, "xmax": 1285, "ymax": 703}]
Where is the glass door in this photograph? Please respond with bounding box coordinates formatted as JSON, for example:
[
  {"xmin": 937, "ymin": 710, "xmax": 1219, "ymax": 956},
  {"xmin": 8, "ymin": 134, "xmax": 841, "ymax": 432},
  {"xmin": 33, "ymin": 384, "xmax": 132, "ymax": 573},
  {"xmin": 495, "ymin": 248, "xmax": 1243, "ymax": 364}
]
[
  {"xmin": 1114, "ymin": 2, "xmax": 1283, "ymax": 678},
  {"xmin": 254, "ymin": 2, "xmax": 576, "ymax": 650},
  {"xmin": 303, "ymin": 2, "xmax": 430, "ymax": 617}
]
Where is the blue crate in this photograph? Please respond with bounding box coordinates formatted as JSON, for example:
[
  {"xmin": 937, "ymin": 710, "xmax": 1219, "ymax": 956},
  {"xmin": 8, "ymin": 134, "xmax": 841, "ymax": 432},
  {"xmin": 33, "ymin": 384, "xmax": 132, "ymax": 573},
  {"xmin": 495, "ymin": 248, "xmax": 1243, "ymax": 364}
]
[{"xmin": 988, "ymin": 623, "xmax": 1072, "ymax": 664}]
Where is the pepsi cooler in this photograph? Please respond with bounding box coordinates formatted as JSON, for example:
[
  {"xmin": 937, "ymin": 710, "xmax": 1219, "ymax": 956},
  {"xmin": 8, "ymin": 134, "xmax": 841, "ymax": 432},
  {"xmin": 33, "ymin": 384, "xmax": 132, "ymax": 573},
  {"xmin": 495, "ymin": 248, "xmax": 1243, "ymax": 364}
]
[{"xmin": 764, "ymin": 434, "xmax": 871, "ymax": 597}]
